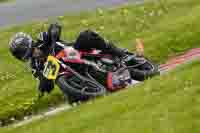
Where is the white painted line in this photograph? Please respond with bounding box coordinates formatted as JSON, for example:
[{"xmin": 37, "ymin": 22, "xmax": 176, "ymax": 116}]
[{"xmin": 11, "ymin": 104, "xmax": 72, "ymax": 128}]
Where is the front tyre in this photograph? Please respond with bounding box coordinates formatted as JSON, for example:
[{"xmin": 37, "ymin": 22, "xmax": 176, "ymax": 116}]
[{"xmin": 56, "ymin": 75, "xmax": 106, "ymax": 103}]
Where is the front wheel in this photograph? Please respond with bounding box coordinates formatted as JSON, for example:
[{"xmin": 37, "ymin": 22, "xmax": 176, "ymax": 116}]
[{"xmin": 56, "ymin": 75, "xmax": 106, "ymax": 103}]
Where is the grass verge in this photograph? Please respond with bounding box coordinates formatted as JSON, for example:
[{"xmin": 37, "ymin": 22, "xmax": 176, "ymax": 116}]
[
  {"xmin": 0, "ymin": 0, "xmax": 13, "ymax": 3},
  {"xmin": 2, "ymin": 58, "xmax": 200, "ymax": 133}
]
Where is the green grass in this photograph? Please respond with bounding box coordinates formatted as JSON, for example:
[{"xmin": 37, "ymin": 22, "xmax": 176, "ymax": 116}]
[
  {"xmin": 0, "ymin": 0, "xmax": 14, "ymax": 3},
  {"xmin": 0, "ymin": 0, "xmax": 8, "ymax": 2},
  {"xmin": 0, "ymin": 0, "xmax": 200, "ymax": 126},
  {"xmin": 2, "ymin": 59, "xmax": 200, "ymax": 133}
]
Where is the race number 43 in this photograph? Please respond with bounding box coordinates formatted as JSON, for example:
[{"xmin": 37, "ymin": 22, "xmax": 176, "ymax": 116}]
[{"xmin": 43, "ymin": 56, "xmax": 60, "ymax": 80}]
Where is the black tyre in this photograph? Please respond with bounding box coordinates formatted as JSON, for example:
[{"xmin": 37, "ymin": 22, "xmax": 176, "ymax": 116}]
[
  {"xmin": 56, "ymin": 75, "xmax": 106, "ymax": 103},
  {"xmin": 126, "ymin": 57, "xmax": 160, "ymax": 81}
]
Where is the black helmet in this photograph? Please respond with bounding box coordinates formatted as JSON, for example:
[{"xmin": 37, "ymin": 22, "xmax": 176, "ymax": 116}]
[
  {"xmin": 47, "ymin": 23, "xmax": 62, "ymax": 42},
  {"xmin": 9, "ymin": 32, "xmax": 33, "ymax": 61}
]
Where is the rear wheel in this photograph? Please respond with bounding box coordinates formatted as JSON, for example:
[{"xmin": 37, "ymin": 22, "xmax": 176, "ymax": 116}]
[
  {"xmin": 56, "ymin": 75, "xmax": 106, "ymax": 104},
  {"xmin": 126, "ymin": 56, "xmax": 160, "ymax": 81}
]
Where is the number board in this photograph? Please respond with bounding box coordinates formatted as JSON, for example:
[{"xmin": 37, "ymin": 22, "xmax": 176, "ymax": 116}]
[{"xmin": 43, "ymin": 56, "xmax": 60, "ymax": 80}]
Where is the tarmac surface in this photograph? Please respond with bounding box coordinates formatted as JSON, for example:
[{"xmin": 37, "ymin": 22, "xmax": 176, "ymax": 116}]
[{"xmin": 0, "ymin": 0, "xmax": 143, "ymax": 27}]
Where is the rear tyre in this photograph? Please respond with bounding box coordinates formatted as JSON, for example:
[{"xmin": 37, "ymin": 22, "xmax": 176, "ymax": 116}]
[{"xmin": 127, "ymin": 57, "xmax": 160, "ymax": 81}]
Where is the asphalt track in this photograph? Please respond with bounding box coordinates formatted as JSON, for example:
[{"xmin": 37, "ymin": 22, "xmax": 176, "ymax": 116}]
[{"xmin": 0, "ymin": 0, "xmax": 143, "ymax": 28}]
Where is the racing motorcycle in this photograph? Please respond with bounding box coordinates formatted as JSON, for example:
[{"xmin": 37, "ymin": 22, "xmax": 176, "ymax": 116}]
[{"xmin": 42, "ymin": 42, "xmax": 159, "ymax": 103}]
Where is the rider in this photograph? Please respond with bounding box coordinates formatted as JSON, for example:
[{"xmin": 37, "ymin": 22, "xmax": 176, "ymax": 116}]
[{"xmin": 9, "ymin": 23, "xmax": 127, "ymax": 96}]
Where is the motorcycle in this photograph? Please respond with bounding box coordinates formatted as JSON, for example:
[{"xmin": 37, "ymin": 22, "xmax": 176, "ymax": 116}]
[{"xmin": 42, "ymin": 42, "xmax": 159, "ymax": 103}]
